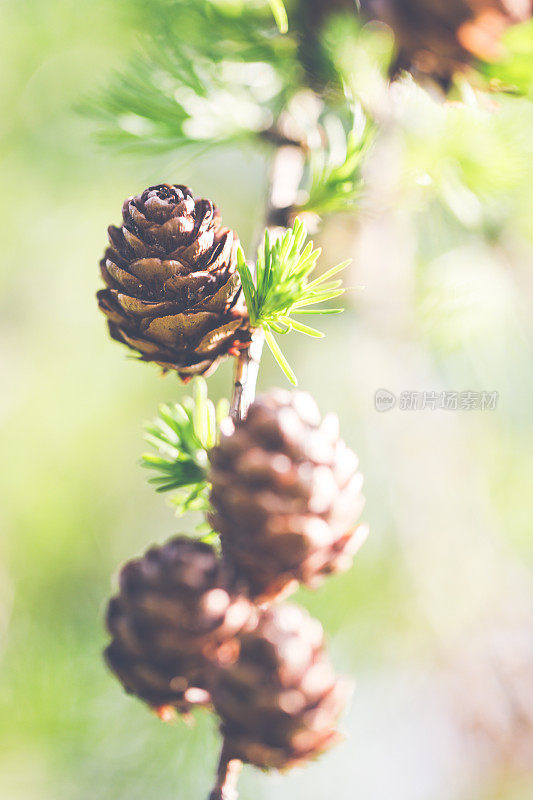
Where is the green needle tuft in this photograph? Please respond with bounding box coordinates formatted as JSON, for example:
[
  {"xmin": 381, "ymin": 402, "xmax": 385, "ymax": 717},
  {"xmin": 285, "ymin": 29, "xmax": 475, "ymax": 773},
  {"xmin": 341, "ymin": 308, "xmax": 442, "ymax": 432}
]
[
  {"xmin": 237, "ymin": 219, "xmax": 350, "ymax": 384},
  {"xmin": 141, "ymin": 377, "xmax": 229, "ymax": 525}
]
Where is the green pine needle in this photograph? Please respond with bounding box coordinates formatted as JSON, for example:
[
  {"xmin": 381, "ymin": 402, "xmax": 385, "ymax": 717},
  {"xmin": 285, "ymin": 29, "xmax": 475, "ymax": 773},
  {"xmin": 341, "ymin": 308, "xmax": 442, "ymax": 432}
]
[
  {"xmin": 268, "ymin": 0, "xmax": 288, "ymax": 34},
  {"xmin": 141, "ymin": 377, "xmax": 229, "ymax": 517},
  {"xmin": 237, "ymin": 218, "xmax": 350, "ymax": 384},
  {"xmin": 264, "ymin": 327, "xmax": 297, "ymax": 385}
]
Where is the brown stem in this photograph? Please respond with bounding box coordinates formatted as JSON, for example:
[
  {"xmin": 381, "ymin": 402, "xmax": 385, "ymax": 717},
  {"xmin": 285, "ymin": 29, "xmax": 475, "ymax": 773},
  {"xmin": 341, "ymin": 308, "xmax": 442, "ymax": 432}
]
[{"xmin": 208, "ymin": 743, "xmax": 242, "ymax": 800}]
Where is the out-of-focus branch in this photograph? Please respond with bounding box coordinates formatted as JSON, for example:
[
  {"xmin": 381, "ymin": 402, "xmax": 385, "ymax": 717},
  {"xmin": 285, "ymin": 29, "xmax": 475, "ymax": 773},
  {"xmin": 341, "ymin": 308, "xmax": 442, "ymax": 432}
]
[{"xmin": 208, "ymin": 742, "xmax": 242, "ymax": 800}]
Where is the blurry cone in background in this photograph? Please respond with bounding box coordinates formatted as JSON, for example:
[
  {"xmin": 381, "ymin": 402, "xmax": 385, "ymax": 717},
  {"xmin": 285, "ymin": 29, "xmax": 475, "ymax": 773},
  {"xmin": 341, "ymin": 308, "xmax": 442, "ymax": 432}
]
[
  {"xmin": 295, "ymin": 0, "xmax": 532, "ymax": 87},
  {"xmin": 366, "ymin": 0, "xmax": 532, "ymax": 84}
]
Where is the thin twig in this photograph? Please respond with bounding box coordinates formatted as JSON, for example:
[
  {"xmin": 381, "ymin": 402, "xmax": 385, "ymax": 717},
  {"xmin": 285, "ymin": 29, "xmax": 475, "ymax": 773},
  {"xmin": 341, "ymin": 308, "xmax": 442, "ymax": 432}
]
[
  {"xmin": 208, "ymin": 742, "xmax": 242, "ymax": 800},
  {"xmin": 230, "ymin": 328, "xmax": 265, "ymax": 423},
  {"xmin": 230, "ymin": 143, "xmax": 305, "ymax": 421}
]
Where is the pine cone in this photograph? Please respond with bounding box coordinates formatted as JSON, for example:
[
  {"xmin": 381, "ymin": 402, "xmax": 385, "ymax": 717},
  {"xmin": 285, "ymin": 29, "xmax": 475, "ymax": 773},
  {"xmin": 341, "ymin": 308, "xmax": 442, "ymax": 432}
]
[
  {"xmin": 209, "ymin": 390, "xmax": 367, "ymax": 602},
  {"xmin": 365, "ymin": 0, "xmax": 532, "ymax": 84},
  {"xmin": 104, "ymin": 537, "xmax": 253, "ymax": 714},
  {"xmin": 97, "ymin": 184, "xmax": 249, "ymax": 381},
  {"xmin": 212, "ymin": 603, "xmax": 351, "ymax": 770}
]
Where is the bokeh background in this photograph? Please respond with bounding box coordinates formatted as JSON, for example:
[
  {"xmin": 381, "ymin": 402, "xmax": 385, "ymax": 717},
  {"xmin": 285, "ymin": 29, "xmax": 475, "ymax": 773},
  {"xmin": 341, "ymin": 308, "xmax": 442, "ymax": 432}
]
[{"xmin": 1, "ymin": 1, "xmax": 533, "ymax": 799}]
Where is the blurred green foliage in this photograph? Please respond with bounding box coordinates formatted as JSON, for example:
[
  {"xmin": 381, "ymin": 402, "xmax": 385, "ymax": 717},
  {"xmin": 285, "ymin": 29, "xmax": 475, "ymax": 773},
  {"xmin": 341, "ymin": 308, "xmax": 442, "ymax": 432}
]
[
  {"xmin": 82, "ymin": 0, "xmax": 302, "ymax": 153},
  {"xmin": 479, "ymin": 20, "xmax": 533, "ymax": 96}
]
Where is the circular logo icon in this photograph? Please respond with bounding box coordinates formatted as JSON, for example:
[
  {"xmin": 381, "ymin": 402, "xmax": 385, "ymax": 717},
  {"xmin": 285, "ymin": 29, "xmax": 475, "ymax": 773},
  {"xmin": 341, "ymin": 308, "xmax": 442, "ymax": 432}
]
[{"xmin": 374, "ymin": 388, "xmax": 396, "ymax": 412}]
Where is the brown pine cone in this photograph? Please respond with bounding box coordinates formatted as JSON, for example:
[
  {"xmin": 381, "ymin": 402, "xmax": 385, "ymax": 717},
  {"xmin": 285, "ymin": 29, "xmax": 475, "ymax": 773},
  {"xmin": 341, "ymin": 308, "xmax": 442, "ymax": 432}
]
[
  {"xmin": 97, "ymin": 184, "xmax": 249, "ymax": 381},
  {"xmin": 212, "ymin": 603, "xmax": 351, "ymax": 770},
  {"xmin": 365, "ymin": 0, "xmax": 532, "ymax": 84},
  {"xmin": 209, "ymin": 390, "xmax": 367, "ymax": 602},
  {"xmin": 104, "ymin": 536, "xmax": 253, "ymax": 714}
]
